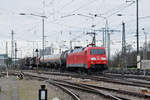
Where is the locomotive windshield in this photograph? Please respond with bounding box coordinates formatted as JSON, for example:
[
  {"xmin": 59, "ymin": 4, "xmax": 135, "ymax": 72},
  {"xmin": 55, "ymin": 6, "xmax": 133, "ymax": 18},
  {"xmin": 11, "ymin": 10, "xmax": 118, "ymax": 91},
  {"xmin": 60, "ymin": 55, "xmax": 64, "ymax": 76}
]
[{"xmin": 90, "ymin": 49, "xmax": 105, "ymax": 55}]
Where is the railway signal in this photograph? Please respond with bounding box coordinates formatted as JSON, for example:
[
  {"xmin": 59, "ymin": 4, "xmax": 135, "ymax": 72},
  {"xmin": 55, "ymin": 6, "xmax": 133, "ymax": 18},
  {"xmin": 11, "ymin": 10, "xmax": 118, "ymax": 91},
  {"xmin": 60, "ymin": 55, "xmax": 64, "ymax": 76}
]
[
  {"xmin": 35, "ymin": 49, "xmax": 39, "ymax": 70},
  {"xmin": 39, "ymin": 85, "xmax": 47, "ymax": 100}
]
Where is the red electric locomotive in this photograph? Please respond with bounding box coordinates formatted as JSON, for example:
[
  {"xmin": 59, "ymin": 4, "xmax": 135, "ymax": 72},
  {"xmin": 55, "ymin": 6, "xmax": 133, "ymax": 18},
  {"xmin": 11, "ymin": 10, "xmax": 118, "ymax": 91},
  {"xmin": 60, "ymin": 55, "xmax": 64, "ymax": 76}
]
[{"xmin": 67, "ymin": 46, "xmax": 108, "ymax": 71}]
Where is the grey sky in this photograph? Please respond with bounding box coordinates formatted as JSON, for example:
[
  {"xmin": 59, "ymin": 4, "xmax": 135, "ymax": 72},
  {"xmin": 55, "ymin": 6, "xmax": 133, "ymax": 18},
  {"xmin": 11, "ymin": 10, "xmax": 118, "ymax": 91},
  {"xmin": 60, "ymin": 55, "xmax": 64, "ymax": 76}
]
[{"xmin": 0, "ymin": 0, "xmax": 150, "ymax": 57}]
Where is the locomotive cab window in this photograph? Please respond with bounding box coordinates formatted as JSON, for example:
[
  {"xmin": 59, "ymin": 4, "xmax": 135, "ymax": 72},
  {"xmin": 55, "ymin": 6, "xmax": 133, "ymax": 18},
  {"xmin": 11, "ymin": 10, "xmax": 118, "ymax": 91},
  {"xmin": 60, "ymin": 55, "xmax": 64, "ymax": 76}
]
[{"xmin": 90, "ymin": 49, "xmax": 105, "ymax": 55}]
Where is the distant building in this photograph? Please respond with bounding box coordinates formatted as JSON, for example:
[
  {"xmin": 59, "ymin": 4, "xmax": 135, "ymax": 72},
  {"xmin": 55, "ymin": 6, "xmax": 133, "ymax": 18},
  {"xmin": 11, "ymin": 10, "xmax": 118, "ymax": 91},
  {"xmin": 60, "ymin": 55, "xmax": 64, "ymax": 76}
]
[
  {"xmin": 147, "ymin": 52, "xmax": 150, "ymax": 60},
  {"xmin": 39, "ymin": 47, "xmax": 54, "ymax": 56},
  {"xmin": 0, "ymin": 54, "xmax": 8, "ymax": 68},
  {"xmin": 147, "ymin": 42, "xmax": 150, "ymax": 60},
  {"xmin": 148, "ymin": 43, "xmax": 150, "ymax": 52}
]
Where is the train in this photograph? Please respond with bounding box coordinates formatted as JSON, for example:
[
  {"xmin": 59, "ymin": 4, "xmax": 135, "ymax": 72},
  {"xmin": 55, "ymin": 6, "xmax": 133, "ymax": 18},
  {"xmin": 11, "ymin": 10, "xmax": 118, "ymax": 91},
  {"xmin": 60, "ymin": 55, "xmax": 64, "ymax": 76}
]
[
  {"xmin": 19, "ymin": 46, "xmax": 108, "ymax": 72},
  {"xmin": 39, "ymin": 46, "xmax": 108, "ymax": 72}
]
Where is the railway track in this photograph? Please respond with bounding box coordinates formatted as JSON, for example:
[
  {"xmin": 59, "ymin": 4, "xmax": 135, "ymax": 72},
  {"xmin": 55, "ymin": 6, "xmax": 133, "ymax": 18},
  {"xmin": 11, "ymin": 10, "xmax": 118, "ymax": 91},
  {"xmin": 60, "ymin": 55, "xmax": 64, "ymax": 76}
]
[
  {"xmin": 103, "ymin": 72, "xmax": 150, "ymax": 80},
  {"xmin": 5, "ymin": 70, "xmax": 150, "ymax": 89},
  {"xmin": 90, "ymin": 75, "xmax": 150, "ymax": 89},
  {"xmin": 24, "ymin": 72, "xmax": 150, "ymax": 100},
  {"xmin": 48, "ymin": 80, "xmax": 127, "ymax": 100},
  {"xmin": 26, "ymin": 74, "xmax": 80, "ymax": 100},
  {"xmin": 26, "ymin": 73, "xmax": 129, "ymax": 100},
  {"xmin": 48, "ymin": 81, "xmax": 80, "ymax": 100},
  {"xmin": 3, "ymin": 70, "xmax": 150, "ymax": 99},
  {"xmin": 102, "ymin": 73, "xmax": 150, "ymax": 85},
  {"xmin": 26, "ymin": 70, "xmax": 150, "ymax": 89},
  {"xmin": 28, "ymin": 69, "xmax": 150, "ymax": 81},
  {"xmin": 52, "ymin": 79, "xmax": 150, "ymax": 100}
]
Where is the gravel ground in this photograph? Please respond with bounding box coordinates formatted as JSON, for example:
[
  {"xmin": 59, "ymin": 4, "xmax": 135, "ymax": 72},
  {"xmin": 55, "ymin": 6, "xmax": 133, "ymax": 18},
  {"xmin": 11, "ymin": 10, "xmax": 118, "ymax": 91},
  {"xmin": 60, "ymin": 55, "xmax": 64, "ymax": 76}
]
[
  {"xmin": 71, "ymin": 78, "xmax": 150, "ymax": 100},
  {"xmin": 68, "ymin": 88, "xmax": 111, "ymax": 100},
  {"xmin": 0, "ymin": 75, "xmax": 73, "ymax": 100},
  {"xmin": 43, "ymin": 73, "xmax": 147, "ymax": 94},
  {"xmin": 23, "ymin": 71, "xmax": 150, "ymax": 100},
  {"xmin": 44, "ymin": 75, "xmax": 150, "ymax": 100}
]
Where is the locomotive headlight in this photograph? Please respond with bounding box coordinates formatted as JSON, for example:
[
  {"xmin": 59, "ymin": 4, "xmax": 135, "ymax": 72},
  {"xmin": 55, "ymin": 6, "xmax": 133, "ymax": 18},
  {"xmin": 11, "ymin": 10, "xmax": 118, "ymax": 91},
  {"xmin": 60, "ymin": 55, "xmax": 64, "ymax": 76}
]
[
  {"xmin": 91, "ymin": 57, "xmax": 96, "ymax": 60},
  {"xmin": 101, "ymin": 57, "xmax": 106, "ymax": 60}
]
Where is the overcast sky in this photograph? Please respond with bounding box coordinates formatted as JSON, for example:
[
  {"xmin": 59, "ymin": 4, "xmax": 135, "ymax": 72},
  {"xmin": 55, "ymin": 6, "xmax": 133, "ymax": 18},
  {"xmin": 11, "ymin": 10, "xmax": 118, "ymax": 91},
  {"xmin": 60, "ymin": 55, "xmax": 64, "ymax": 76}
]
[{"xmin": 0, "ymin": 0, "xmax": 150, "ymax": 57}]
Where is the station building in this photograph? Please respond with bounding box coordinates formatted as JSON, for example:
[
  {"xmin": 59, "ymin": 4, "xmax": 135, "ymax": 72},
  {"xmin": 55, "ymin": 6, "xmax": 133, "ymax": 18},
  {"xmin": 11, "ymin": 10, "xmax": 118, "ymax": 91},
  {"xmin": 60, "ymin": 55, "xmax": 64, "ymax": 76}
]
[{"xmin": 0, "ymin": 54, "xmax": 8, "ymax": 69}]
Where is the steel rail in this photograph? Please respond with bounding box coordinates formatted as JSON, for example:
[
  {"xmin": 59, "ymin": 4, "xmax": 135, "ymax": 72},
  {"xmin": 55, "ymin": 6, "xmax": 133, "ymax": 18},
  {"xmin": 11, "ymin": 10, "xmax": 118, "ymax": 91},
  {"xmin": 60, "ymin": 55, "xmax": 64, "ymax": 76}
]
[
  {"xmin": 9, "ymin": 71, "xmax": 150, "ymax": 100},
  {"xmin": 103, "ymin": 73, "xmax": 150, "ymax": 81},
  {"xmin": 90, "ymin": 76, "xmax": 150, "ymax": 88},
  {"xmin": 24, "ymin": 73, "xmax": 124, "ymax": 100},
  {"xmin": 5, "ymin": 71, "xmax": 150, "ymax": 89},
  {"xmin": 47, "ymin": 81, "xmax": 80, "ymax": 100},
  {"xmin": 50, "ymin": 80, "xmax": 123, "ymax": 100},
  {"xmin": 25, "ymin": 74, "xmax": 80, "ymax": 100},
  {"xmin": 23, "ymin": 71, "xmax": 150, "ymax": 89},
  {"xmin": 53, "ymin": 79, "xmax": 150, "ymax": 99}
]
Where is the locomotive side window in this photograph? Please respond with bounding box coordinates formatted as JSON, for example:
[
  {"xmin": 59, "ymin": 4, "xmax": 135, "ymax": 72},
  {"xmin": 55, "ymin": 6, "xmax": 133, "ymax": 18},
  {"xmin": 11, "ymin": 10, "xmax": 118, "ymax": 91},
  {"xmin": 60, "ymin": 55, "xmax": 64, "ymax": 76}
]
[
  {"xmin": 85, "ymin": 51, "xmax": 87, "ymax": 55},
  {"xmin": 90, "ymin": 49, "xmax": 105, "ymax": 55}
]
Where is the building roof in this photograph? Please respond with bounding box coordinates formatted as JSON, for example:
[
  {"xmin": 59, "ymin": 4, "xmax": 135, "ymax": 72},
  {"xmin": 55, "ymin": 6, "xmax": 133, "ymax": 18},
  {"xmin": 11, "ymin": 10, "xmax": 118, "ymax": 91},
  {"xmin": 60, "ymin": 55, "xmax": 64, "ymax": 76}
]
[{"xmin": 0, "ymin": 54, "xmax": 8, "ymax": 59}]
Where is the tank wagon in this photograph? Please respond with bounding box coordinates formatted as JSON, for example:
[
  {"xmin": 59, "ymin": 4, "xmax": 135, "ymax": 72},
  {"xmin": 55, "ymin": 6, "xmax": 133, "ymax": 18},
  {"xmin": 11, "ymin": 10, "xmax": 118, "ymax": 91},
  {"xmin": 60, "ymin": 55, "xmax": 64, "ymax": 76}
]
[{"xmin": 40, "ymin": 50, "xmax": 68, "ymax": 68}]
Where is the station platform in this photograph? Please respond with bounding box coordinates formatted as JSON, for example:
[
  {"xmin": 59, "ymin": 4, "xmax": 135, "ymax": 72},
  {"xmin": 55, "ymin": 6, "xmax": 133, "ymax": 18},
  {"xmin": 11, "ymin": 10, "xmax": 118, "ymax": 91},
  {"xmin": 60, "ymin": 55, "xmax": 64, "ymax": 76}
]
[{"xmin": 0, "ymin": 76, "xmax": 71, "ymax": 100}]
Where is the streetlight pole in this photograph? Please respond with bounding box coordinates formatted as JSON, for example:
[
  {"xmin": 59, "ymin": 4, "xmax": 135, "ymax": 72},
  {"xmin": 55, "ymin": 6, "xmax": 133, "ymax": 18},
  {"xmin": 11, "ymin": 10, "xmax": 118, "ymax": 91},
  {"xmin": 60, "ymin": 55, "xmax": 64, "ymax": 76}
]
[
  {"xmin": 117, "ymin": 14, "xmax": 127, "ymax": 71},
  {"xmin": 42, "ymin": 17, "xmax": 45, "ymax": 63},
  {"xmin": 136, "ymin": 0, "xmax": 139, "ymax": 54},
  {"xmin": 142, "ymin": 28, "xmax": 147, "ymax": 60},
  {"xmin": 93, "ymin": 14, "xmax": 108, "ymax": 48},
  {"xmin": 94, "ymin": 14, "xmax": 110, "ymax": 64},
  {"xmin": 104, "ymin": 17, "xmax": 108, "ymax": 48},
  {"xmin": 19, "ymin": 13, "xmax": 47, "ymax": 63},
  {"xmin": 125, "ymin": 0, "xmax": 140, "ymax": 68},
  {"xmin": 136, "ymin": 0, "xmax": 141, "ymax": 69},
  {"xmin": 122, "ymin": 22, "xmax": 127, "ymax": 70}
]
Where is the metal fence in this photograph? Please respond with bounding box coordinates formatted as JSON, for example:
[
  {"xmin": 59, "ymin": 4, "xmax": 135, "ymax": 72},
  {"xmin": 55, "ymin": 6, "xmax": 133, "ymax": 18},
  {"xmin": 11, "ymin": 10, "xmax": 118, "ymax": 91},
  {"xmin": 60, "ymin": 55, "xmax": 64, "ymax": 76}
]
[{"xmin": 141, "ymin": 60, "xmax": 150, "ymax": 69}]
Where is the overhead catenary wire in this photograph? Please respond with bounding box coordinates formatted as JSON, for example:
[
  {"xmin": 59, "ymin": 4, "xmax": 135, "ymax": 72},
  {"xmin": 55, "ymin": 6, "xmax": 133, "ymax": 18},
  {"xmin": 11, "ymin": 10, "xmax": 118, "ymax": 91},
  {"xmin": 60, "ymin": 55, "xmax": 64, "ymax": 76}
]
[
  {"xmin": 47, "ymin": 20, "xmax": 92, "ymax": 30},
  {"xmin": 71, "ymin": 31, "xmax": 86, "ymax": 40},
  {"xmin": 59, "ymin": 0, "xmax": 75, "ymax": 10},
  {"xmin": 107, "ymin": 1, "xmax": 135, "ymax": 18},
  {"xmin": 45, "ymin": 0, "xmax": 97, "ymax": 19},
  {"xmin": 68, "ymin": 0, "xmax": 98, "ymax": 14},
  {"xmin": 1, "ymin": 0, "xmax": 149, "ymax": 57},
  {"xmin": 109, "ymin": 15, "xmax": 150, "ymax": 35},
  {"xmin": 139, "ymin": 16, "xmax": 150, "ymax": 20},
  {"xmin": 45, "ymin": 0, "xmax": 135, "ymax": 35},
  {"xmin": 47, "ymin": 0, "xmax": 55, "ymax": 6},
  {"xmin": 102, "ymin": 2, "xmax": 128, "ymax": 15},
  {"xmin": 75, "ymin": 1, "xmax": 135, "ymax": 33}
]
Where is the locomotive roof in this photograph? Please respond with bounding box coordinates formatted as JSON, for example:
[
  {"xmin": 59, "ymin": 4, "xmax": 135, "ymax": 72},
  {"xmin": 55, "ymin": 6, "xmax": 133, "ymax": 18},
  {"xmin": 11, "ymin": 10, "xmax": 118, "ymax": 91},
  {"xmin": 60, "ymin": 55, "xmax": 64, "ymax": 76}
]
[
  {"xmin": 86, "ymin": 46, "xmax": 105, "ymax": 49},
  {"xmin": 69, "ymin": 46, "xmax": 105, "ymax": 53}
]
